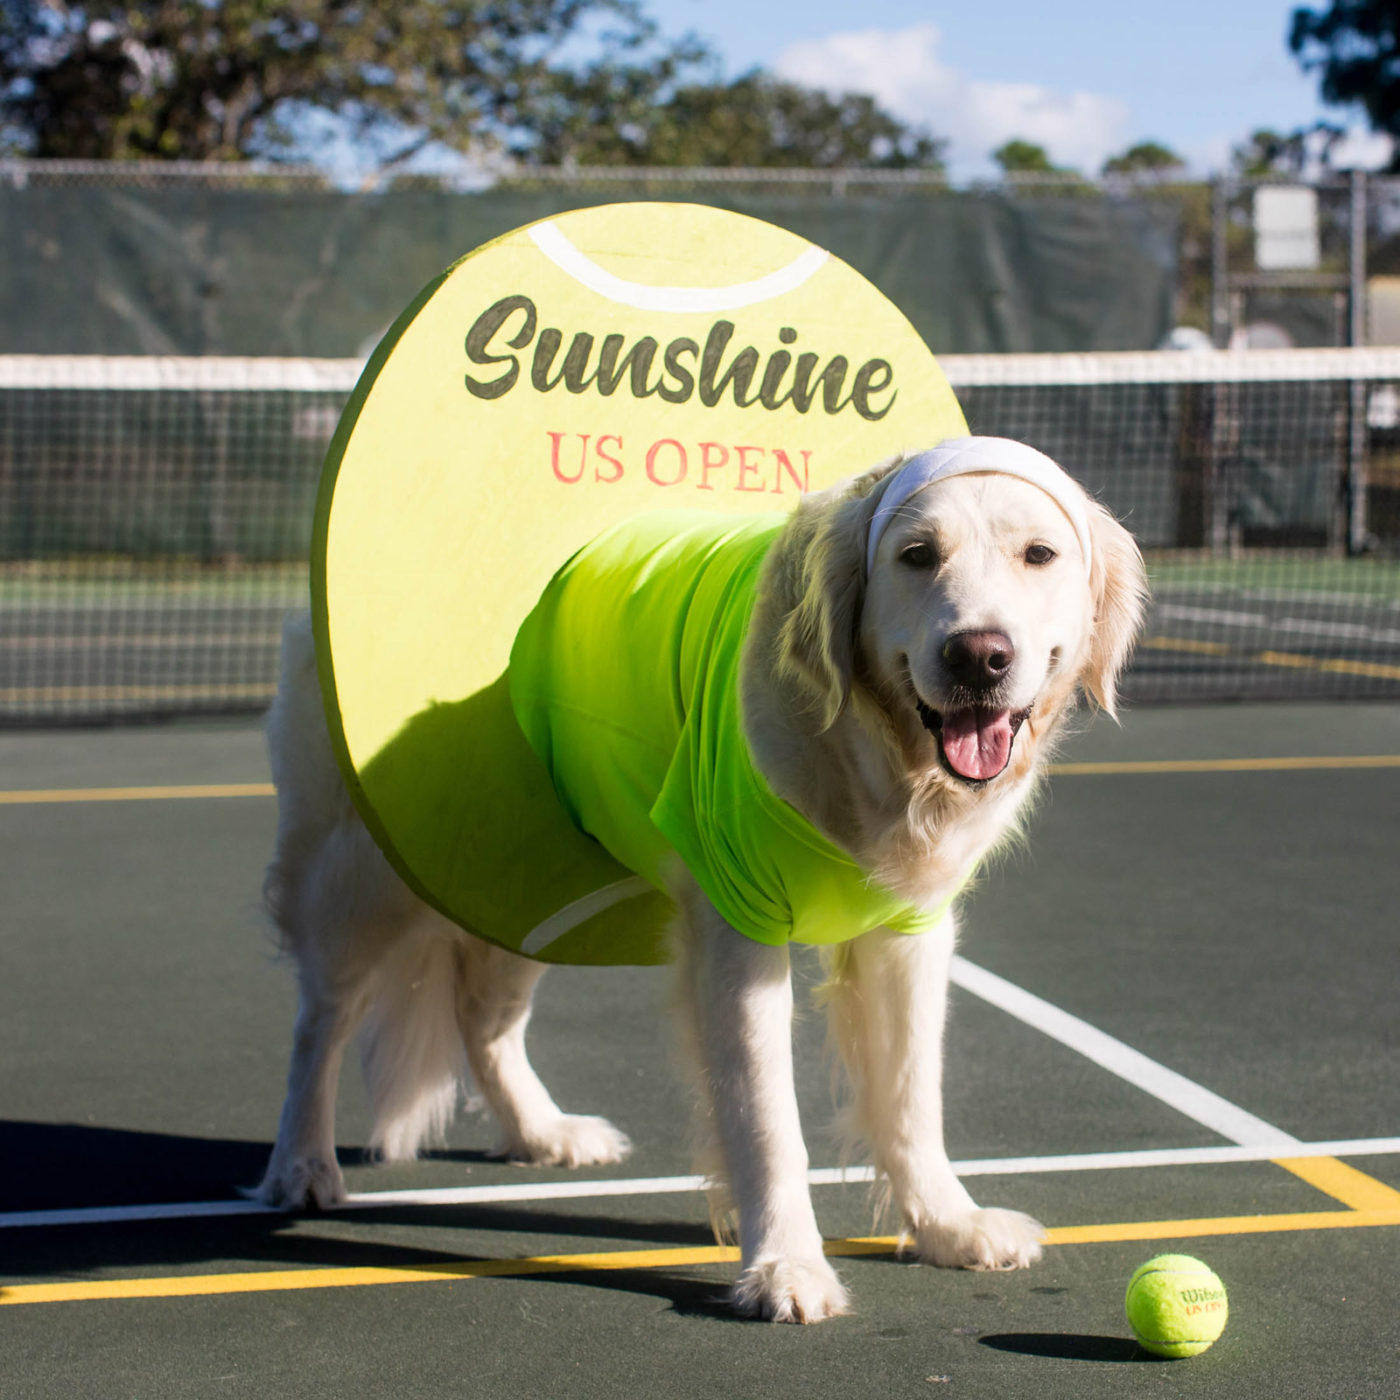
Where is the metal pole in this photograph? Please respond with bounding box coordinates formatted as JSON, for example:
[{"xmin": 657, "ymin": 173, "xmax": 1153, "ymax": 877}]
[
  {"xmin": 1205, "ymin": 177, "xmax": 1233, "ymax": 554},
  {"xmin": 1350, "ymin": 169, "xmax": 1367, "ymax": 348},
  {"xmin": 1210, "ymin": 177, "xmax": 1230, "ymax": 348},
  {"xmin": 1347, "ymin": 168, "xmax": 1369, "ymax": 554}
]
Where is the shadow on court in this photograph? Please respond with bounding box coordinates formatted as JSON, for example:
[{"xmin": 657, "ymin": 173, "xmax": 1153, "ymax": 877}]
[
  {"xmin": 979, "ymin": 1333, "xmax": 1149, "ymax": 1363},
  {"xmin": 2, "ymin": 1121, "xmax": 274, "ymax": 1213}
]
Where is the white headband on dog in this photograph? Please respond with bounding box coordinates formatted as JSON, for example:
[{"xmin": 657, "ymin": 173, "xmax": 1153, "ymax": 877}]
[{"xmin": 865, "ymin": 437, "xmax": 1094, "ymax": 578}]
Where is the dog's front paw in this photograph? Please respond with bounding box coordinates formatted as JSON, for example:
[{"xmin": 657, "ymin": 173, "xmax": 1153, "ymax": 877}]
[
  {"xmin": 248, "ymin": 1154, "xmax": 348, "ymax": 1211},
  {"xmin": 497, "ymin": 1113, "xmax": 632, "ymax": 1168},
  {"xmin": 732, "ymin": 1255, "xmax": 850, "ymax": 1324},
  {"xmin": 912, "ymin": 1207, "xmax": 1044, "ymax": 1271}
]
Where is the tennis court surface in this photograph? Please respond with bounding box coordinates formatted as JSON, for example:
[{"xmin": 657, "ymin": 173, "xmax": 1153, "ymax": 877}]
[{"xmin": 3, "ymin": 700, "xmax": 1397, "ymax": 1398}]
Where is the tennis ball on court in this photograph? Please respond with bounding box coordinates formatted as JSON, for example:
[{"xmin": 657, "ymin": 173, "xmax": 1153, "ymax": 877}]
[{"xmin": 1124, "ymin": 1254, "xmax": 1229, "ymax": 1358}]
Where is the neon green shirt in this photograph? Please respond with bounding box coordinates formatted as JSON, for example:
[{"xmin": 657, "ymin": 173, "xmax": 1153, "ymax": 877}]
[{"xmin": 509, "ymin": 512, "xmax": 943, "ymax": 948}]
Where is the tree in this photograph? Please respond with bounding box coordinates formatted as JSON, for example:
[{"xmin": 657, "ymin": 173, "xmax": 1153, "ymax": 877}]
[
  {"xmin": 1230, "ymin": 121, "xmax": 1354, "ymax": 176},
  {"xmin": 1230, "ymin": 126, "xmax": 1308, "ymax": 175},
  {"xmin": 991, "ymin": 138, "xmax": 1077, "ymax": 177},
  {"xmin": 1291, "ymin": 1, "xmax": 1400, "ymax": 163},
  {"xmin": 0, "ymin": 1, "xmax": 946, "ymax": 170},
  {"xmin": 1101, "ymin": 140, "xmax": 1186, "ymax": 177},
  {"xmin": 527, "ymin": 69, "xmax": 945, "ymax": 169},
  {"xmin": 0, "ymin": 0, "xmax": 703, "ymax": 164}
]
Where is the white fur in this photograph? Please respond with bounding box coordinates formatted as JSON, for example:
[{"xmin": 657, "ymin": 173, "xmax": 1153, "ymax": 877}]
[{"xmin": 254, "ymin": 453, "xmax": 1148, "ymax": 1322}]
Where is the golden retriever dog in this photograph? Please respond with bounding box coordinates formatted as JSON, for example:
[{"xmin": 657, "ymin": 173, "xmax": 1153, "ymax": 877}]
[{"xmin": 255, "ymin": 438, "xmax": 1148, "ymax": 1323}]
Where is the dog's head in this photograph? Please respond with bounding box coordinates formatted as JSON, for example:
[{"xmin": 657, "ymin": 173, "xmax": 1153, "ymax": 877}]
[{"xmin": 773, "ymin": 439, "xmax": 1148, "ymax": 788}]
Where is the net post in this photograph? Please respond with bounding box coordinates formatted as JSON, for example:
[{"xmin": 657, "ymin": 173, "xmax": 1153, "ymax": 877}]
[
  {"xmin": 1210, "ymin": 176, "xmax": 1231, "ymax": 349},
  {"xmin": 1346, "ymin": 169, "xmax": 1370, "ymax": 556},
  {"xmin": 1205, "ymin": 176, "xmax": 1234, "ymax": 557}
]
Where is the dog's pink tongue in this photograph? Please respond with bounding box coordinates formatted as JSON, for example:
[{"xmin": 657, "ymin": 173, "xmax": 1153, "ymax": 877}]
[{"xmin": 940, "ymin": 709, "xmax": 1014, "ymax": 781}]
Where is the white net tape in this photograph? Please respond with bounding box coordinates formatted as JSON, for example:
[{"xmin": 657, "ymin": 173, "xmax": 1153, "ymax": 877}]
[
  {"xmin": 8, "ymin": 346, "xmax": 1400, "ymax": 391},
  {"xmin": 2, "ymin": 349, "xmax": 1398, "ymax": 718}
]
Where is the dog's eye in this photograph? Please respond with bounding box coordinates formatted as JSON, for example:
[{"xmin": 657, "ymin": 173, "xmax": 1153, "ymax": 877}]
[
  {"xmin": 1024, "ymin": 543, "xmax": 1057, "ymax": 567},
  {"xmin": 899, "ymin": 542, "xmax": 938, "ymax": 569}
]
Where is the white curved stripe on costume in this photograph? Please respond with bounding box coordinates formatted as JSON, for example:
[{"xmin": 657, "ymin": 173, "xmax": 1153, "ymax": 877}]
[
  {"xmin": 519, "ymin": 876, "xmax": 655, "ymax": 957},
  {"xmin": 527, "ymin": 221, "xmax": 829, "ymax": 313}
]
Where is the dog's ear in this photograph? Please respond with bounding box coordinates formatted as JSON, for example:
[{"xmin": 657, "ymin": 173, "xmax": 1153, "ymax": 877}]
[
  {"xmin": 772, "ymin": 460, "xmax": 902, "ymax": 731},
  {"xmin": 1080, "ymin": 501, "xmax": 1149, "ymax": 718}
]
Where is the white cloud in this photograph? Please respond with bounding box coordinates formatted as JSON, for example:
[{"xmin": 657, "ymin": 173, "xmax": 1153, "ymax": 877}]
[
  {"xmin": 1328, "ymin": 127, "xmax": 1394, "ymax": 172},
  {"xmin": 773, "ymin": 23, "xmax": 1130, "ymax": 177}
]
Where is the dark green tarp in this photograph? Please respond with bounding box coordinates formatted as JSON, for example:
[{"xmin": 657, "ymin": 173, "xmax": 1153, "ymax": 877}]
[
  {"xmin": 0, "ymin": 185, "xmax": 1184, "ymax": 565},
  {"xmin": 1, "ymin": 186, "xmax": 1178, "ymax": 356}
]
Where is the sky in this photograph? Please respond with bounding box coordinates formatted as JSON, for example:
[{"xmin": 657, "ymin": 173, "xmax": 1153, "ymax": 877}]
[{"xmin": 639, "ymin": 0, "xmax": 1391, "ymax": 178}]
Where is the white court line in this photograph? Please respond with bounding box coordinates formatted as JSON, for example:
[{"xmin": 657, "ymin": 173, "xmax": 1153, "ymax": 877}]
[
  {"xmin": 1275, "ymin": 616, "xmax": 1400, "ymax": 646},
  {"xmin": 1240, "ymin": 588, "xmax": 1400, "ymax": 613},
  {"xmin": 1155, "ymin": 603, "xmax": 1400, "ymax": 647},
  {"xmin": 4, "ymin": 1138, "xmax": 1399, "ymax": 1232},
  {"xmin": 950, "ymin": 956, "xmax": 1301, "ymax": 1148},
  {"xmin": 1157, "ymin": 603, "xmax": 1270, "ymax": 629},
  {"xmin": 1157, "ymin": 582, "xmax": 1400, "ymax": 611},
  {"xmin": 1, "ymin": 961, "xmax": 1366, "ymax": 1233}
]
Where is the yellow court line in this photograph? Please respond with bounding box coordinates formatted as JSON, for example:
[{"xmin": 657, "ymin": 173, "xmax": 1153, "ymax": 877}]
[
  {"xmin": 1144, "ymin": 636, "xmax": 1230, "ymax": 656},
  {"xmin": 1147, "ymin": 635, "xmax": 1400, "ymax": 682},
  {"xmin": 4, "ymin": 756, "xmax": 1399, "ymax": 807},
  {"xmin": 5, "ymin": 1208, "xmax": 1399, "ymax": 1307},
  {"xmin": 0, "ymin": 1248, "xmax": 741, "ymax": 1307},
  {"xmin": 0, "ymin": 784, "xmax": 274, "ymax": 805},
  {"xmin": 1256, "ymin": 650, "xmax": 1400, "ymax": 682},
  {"xmin": 0, "ymin": 684, "xmax": 274, "ymax": 704},
  {"xmin": 1039, "ymin": 1207, "xmax": 1400, "ymax": 1248},
  {"xmin": 1273, "ymin": 1157, "xmax": 1400, "ymax": 1212}
]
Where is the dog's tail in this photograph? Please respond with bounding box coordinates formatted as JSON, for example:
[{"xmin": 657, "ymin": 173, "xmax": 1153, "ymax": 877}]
[
  {"xmin": 262, "ymin": 613, "xmax": 359, "ymax": 943},
  {"xmin": 360, "ymin": 929, "xmax": 471, "ymax": 1161}
]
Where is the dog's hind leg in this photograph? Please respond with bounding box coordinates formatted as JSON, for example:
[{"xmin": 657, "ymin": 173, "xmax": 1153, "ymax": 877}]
[
  {"xmin": 257, "ymin": 900, "xmax": 468, "ymax": 1205},
  {"xmin": 824, "ymin": 919, "xmax": 1044, "ymax": 1271},
  {"xmin": 455, "ymin": 937, "xmax": 631, "ymax": 1167},
  {"xmin": 254, "ymin": 613, "xmax": 379, "ymax": 1208},
  {"xmin": 254, "ymin": 967, "xmax": 369, "ymax": 1209}
]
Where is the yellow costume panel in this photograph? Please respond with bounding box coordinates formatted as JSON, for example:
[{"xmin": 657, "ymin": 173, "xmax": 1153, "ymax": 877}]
[{"xmin": 315, "ymin": 203, "xmax": 967, "ymax": 962}]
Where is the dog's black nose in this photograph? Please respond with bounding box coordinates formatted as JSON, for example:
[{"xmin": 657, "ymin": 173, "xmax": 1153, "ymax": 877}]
[{"xmin": 942, "ymin": 630, "xmax": 1015, "ymax": 690}]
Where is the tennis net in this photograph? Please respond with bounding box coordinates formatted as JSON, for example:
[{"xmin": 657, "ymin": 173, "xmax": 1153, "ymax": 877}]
[{"xmin": 2, "ymin": 349, "xmax": 1398, "ymax": 722}]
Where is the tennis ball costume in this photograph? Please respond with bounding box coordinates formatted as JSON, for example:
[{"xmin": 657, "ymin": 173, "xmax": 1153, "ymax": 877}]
[
  {"xmin": 509, "ymin": 512, "xmax": 945, "ymax": 961},
  {"xmin": 312, "ymin": 204, "xmax": 975, "ymax": 962}
]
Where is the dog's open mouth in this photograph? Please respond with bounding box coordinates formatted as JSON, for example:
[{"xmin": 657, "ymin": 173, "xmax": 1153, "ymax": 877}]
[{"xmin": 916, "ymin": 701, "xmax": 1031, "ymax": 784}]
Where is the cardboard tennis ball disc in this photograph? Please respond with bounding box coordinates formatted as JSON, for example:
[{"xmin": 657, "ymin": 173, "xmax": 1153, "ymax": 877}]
[
  {"xmin": 1125, "ymin": 1254, "xmax": 1229, "ymax": 1357},
  {"xmin": 314, "ymin": 202, "xmax": 968, "ymax": 961}
]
